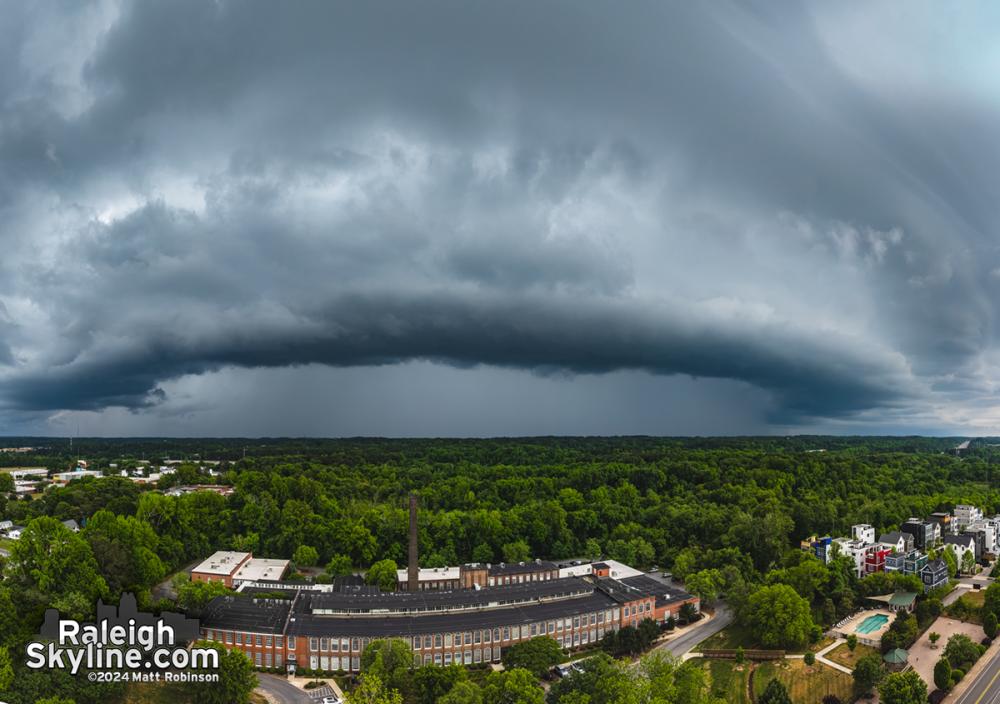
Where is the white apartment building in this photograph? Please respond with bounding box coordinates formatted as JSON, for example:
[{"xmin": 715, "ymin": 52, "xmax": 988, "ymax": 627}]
[
  {"xmin": 833, "ymin": 538, "xmax": 869, "ymax": 578},
  {"xmin": 969, "ymin": 519, "xmax": 998, "ymax": 555},
  {"xmin": 852, "ymin": 524, "xmax": 876, "ymax": 545},
  {"xmin": 954, "ymin": 504, "xmax": 984, "ymax": 530}
]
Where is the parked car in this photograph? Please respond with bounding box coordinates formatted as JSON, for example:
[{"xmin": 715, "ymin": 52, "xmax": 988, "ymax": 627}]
[{"xmin": 321, "ymin": 697, "xmax": 342, "ymax": 704}]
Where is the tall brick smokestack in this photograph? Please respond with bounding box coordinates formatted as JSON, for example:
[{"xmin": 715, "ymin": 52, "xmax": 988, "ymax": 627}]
[{"xmin": 408, "ymin": 493, "xmax": 419, "ymax": 591}]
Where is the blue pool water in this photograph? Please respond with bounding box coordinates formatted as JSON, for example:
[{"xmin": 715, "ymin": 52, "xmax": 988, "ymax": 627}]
[{"xmin": 856, "ymin": 614, "xmax": 889, "ymax": 634}]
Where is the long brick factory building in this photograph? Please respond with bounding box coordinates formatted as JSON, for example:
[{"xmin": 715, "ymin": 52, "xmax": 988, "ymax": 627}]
[{"xmin": 198, "ymin": 496, "xmax": 698, "ymax": 673}]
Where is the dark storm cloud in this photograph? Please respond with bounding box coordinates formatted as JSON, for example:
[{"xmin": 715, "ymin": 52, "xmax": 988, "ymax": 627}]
[{"xmin": 1, "ymin": 0, "xmax": 999, "ymax": 432}]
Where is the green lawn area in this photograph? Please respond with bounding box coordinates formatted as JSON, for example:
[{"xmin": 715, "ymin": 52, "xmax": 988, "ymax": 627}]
[
  {"xmin": 694, "ymin": 625, "xmax": 832, "ymax": 655},
  {"xmin": 125, "ymin": 683, "xmax": 268, "ymax": 704},
  {"xmin": 824, "ymin": 642, "xmax": 877, "ymax": 670},
  {"xmin": 947, "ymin": 590, "xmax": 986, "ymax": 624},
  {"xmin": 752, "ymin": 660, "xmax": 853, "ymax": 704},
  {"xmin": 701, "ymin": 659, "xmax": 750, "ymax": 704},
  {"xmin": 695, "ymin": 624, "xmax": 759, "ymax": 651}
]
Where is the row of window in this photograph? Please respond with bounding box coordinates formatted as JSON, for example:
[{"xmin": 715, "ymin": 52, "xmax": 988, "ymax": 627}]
[
  {"xmin": 207, "ymin": 599, "xmax": 655, "ymax": 659},
  {"xmin": 202, "ymin": 630, "xmax": 294, "ymax": 650},
  {"xmin": 488, "ymin": 570, "xmax": 557, "ymax": 586}
]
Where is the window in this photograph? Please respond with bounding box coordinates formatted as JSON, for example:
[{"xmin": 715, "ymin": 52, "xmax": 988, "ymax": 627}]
[
  {"xmin": 341, "ymin": 638, "xmax": 349, "ymax": 651},
  {"xmin": 276, "ymin": 636, "xmax": 283, "ymax": 648},
  {"xmin": 320, "ymin": 638, "xmax": 328, "ymax": 651},
  {"xmin": 266, "ymin": 636, "xmax": 272, "ymax": 648},
  {"xmin": 464, "ymin": 650, "xmax": 472, "ymax": 664},
  {"xmin": 434, "ymin": 653, "xmax": 442, "ymax": 665},
  {"xmin": 309, "ymin": 638, "xmax": 318, "ymax": 652},
  {"xmin": 413, "ymin": 636, "xmax": 421, "ymax": 649},
  {"xmin": 225, "ymin": 632, "xmax": 233, "ymax": 644},
  {"xmin": 445, "ymin": 634, "xmax": 453, "ymax": 647},
  {"xmin": 287, "ymin": 636, "xmax": 295, "ymax": 649},
  {"xmin": 474, "ymin": 630, "xmax": 481, "ymax": 644},
  {"xmin": 331, "ymin": 638, "xmax": 338, "ymax": 652},
  {"xmin": 573, "ymin": 617, "xmax": 580, "ymax": 628},
  {"xmin": 351, "ymin": 638, "xmax": 360, "ymax": 651},
  {"xmin": 503, "ymin": 627, "xmax": 510, "ymax": 641},
  {"xmin": 276, "ymin": 653, "xmax": 282, "ymax": 667},
  {"xmin": 548, "ymin": 621, "xmax": 555, "ymax": 634},
  {"xmin": 255, "ymin": 634, "xmax": 262, "ymax": 646},
  {"xmin": 424, "ymin": 636, "xmax": 432, "ymax": 649},
  {"xmin": 255, "ymin": 652, "xmax": 262, "ymax": 666},
  {"xmin": 493, "ymin": 628, "xmax": 500, "ymax": 641},
  {"xmin": 265, "ymin": 653, "xmax": 272, "ymax": 667},
  {"xmin": 424, "ymin": 654, "xmax": 432, "ymax": 665},
  {"xmin": 464, "ymin": 632, "xmax": 472, "ymax": 645},
  {"xmin": 352, "ymin": 656, "xmax": 360, "ymax": 671},
  {"xmin": 530, "ymin": 624, "xmax": 537, "ymax": 636},
  {"xmin": 474, "ymin": 649, "xmax": 482, "ymax": 663},
  {"xmin": 444, "ymin": 652, "xmax": 452, "ymax": 665},
  {"xmin": 236, "ymin": 632, "xmax": 243, "ymax": 645},
  {"xmin": 435, "ymin": 634, "xmax": 443, "ymax": 647}
]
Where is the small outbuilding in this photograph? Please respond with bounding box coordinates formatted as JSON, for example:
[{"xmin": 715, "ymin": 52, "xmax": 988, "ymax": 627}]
[{"xmin": 883, "ymin": 648, "xmax": 909, "ymax": 671}]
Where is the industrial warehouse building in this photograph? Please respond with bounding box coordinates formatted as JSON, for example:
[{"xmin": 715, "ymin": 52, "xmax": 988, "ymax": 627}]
[
  {"xmin": 199, "ymin": 566, "xmax": 698, "ymax": 672},
  {"xmin": 196, "ymin": 496, "xmax": 697, "ymax": 672}
]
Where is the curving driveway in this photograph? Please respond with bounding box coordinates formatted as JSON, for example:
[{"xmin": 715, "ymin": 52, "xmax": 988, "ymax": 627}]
[{"xmin": 256, "ymin": 674, "xmax": 314, "ymax": 704}]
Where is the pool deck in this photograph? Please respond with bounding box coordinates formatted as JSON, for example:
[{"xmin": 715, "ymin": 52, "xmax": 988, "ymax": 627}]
[{"xmin": 835, "ymin": 608, "xmax": 894, "ymax": 646}]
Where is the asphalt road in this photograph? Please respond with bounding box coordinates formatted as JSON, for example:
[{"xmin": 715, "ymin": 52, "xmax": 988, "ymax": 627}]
[
  {"xmin": 954, "ymin": 649, "xmax": 1000, "ymax": 704},
  {"xmin": 256, "ymin": 674, "xmax": 314, "ymax": 704},
  {"xmin": 659, "ymin": 604, "xmax": 734, "ymax": 657}
]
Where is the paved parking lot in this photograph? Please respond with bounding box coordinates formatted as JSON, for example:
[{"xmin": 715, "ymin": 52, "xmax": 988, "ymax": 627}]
[{"xmin": 909, "ymin": 617, "xmax": 984, "ymax": 688}]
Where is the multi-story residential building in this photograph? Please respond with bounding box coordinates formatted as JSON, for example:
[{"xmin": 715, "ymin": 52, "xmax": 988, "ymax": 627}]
[
  {"xmin": 901, "ymin": 518, "xmax": 935, "ymax": 551},
  {"xmin": 960, "ymin": 530, "xmax": 986, "ymax": 561},
  {"xmin": 199, "ymin": 572, "xmax": 698, "ymax": 674},
  {"xmin": 954, "ymin": 505, "xmax": 984, "ymax": 531},
  {"xmin": 805, "ymin": 536, "xmax": 834, "ymax": 563},
  {"xmin": 903, "ymin": 550, "xmax": 928, "ymax": 576},
  {"xmin": 885, "ymin": 549, "xmax": 926, "ymax": 576},
  {"xmin": 944, "ymin": 534, "xmax": 976, "ymax": 571},
  {"xmin": 928, "ymin": 512, "xmax": 953, "ymax": 535},
  {"xmin": 879, "ymin": 531, "xmax": 914, "ymax": 554},
  {"xmin": 967, "ymin": 520, "xmax": 997, "ymax": 556},
  {"xmin": 832, "ymin": 538, "xmax": 870, "ymax": 578},
  {"xmin": 884, "ymin": 552, "xmax": 905, "ymax": 573},
  {"xmin": 852, "ymin": 524, "xmax": 876, "ymax": 545},
  {"xmin": 921, "ymin": 559, "xmax": 949, "ymax": 593},
  {"xmin": 864, "ymin": 546, "xmax": 892, "ymax": 574}
]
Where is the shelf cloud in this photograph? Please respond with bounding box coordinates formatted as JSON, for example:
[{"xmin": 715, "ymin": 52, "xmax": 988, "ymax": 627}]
[{"xmin": 2, "ymin": 1, "xmax": 999, "ymax": 434}]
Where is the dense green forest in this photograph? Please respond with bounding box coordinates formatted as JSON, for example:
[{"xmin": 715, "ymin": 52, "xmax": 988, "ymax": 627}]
[{"xmin": 1, "ymin": 436, "xmax": 999, "ymax": 703}]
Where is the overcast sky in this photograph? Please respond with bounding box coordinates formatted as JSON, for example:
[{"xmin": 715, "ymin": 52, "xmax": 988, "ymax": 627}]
[{"xmin": 1, "ymin": 1, "xmax": 999, "ymax": 437}]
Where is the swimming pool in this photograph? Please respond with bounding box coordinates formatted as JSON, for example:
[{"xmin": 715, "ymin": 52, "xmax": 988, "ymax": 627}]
[{"xmin": 856, "ymin": 614, "xmax": 889, "ymax": 634}]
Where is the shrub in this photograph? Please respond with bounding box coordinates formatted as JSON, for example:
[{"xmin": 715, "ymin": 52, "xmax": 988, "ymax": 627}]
[{"xmin": 804, "ymin": 652, "xmax": 816, "ymax": 666}]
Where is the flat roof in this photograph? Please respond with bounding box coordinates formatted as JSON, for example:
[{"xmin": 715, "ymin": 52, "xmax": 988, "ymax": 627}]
[
  {"xmin": 234, "ymin": 558, "xmax": 290, "ymax": 583},
  {"xmin": 395, "ymin": 566, "xmax": 461, "ymax": 582},
  {"xmin": 304, "ymin": 576, "xmax": 594, "ymax": 616},
  {"xmin": 286, "ymin": 592, "xmax": 618, "ymax": 638},
  {"xmin": 488, "ymin": 561, "xmax": 558, "ymax": 576},
  {"xmin": 193, "ymin": 551, "xmax": 251, "ymax": 576},
  {"xmin": 201, "ymin": 596, "xmax": 290, "ymax": 633}
]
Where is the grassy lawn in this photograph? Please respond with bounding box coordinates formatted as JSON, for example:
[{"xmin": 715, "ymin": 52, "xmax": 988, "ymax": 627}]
[
  {"xmin": 947, "ymin": 590, "xmax": 986, "ymax": 624},
  {"xmin": 694, "ymin": 624, "xmax": 758, "ymax": 651},
  {"xmin": 701, "ymin": 658, "xmax": 750, "ymax": 704},
  {"xmin": 752, "ymin": 660, "xmax": 853, "ymax": 704},
  {"xmin": 694, "ymin": 625, "xmax": 831, "ymax": 655},
  {"xmin": 824, "ymin": 642, "xmax": 877, "ymax": 670},
  {"xmin": 125, "ymin": 683, "xmax": 268, "ymax": 704}
]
